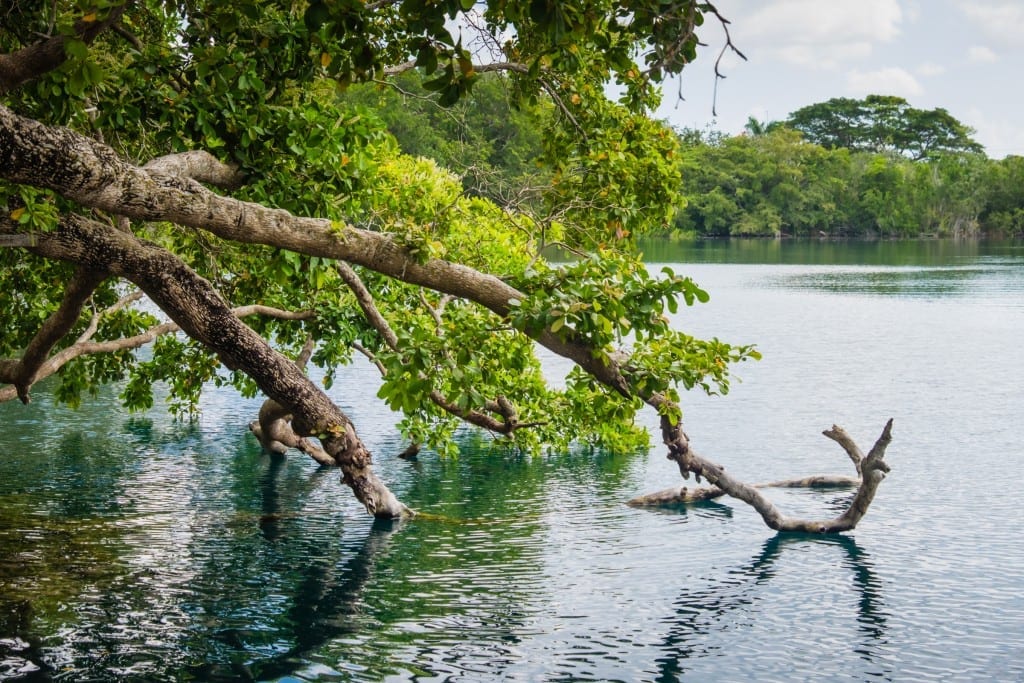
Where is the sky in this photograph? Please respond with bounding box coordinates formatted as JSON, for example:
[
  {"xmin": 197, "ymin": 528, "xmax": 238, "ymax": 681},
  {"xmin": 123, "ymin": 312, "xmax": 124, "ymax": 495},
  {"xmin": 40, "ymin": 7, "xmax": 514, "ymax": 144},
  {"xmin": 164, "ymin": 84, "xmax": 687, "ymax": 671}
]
[{"xmin": 655, "ymin": 0, "xmax": 1024, "ymax": 158}]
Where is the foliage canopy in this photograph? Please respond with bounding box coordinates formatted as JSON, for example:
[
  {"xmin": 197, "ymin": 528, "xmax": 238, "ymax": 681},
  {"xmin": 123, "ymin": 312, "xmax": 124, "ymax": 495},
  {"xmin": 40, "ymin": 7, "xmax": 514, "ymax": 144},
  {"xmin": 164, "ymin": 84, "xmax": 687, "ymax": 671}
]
[
  {"xmin": 785, "ymin": 95, "xmax": 983, "ymax": 161},
  {"xmin": 0, "ymin": 1, "xmax": 761, "ymax": 497},
  {"xmin": 1, "ymin": 2, "xmax": 898, "ymax": 534}
]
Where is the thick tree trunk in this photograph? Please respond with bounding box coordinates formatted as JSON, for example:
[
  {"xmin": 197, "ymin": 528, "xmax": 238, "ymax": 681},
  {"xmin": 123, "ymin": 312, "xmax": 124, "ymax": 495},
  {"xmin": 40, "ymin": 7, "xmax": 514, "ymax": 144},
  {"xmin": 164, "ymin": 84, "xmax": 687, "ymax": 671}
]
[
  {"xmin": 28, "ymin": 215, "xmax": 409, "ymax": 518},
  {"xmin": 0, "ymin": 105, "xmax": 894, "ymax": 532}
]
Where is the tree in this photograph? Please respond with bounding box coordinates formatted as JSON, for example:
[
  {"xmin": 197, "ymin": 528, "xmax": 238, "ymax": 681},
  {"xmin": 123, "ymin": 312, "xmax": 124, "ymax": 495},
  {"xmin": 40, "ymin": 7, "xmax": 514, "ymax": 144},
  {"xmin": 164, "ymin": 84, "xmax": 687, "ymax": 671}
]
[
  {"xmin": 786, "ymin": 95, "xmax": 983, "ymax": 160},
  {"xmin": 340, "ymin": 71, "xmax": 551, "ymax": 209},
  {"xmin": 674, "ymin": 128, "xmax": 851, "ymax": 237},
  {"xmin": 979, "ymin": 155, "xmax": 1024, "ymax": 236},
  {"xmin": 0, "ymin": 1, "xmax": 893, "ymax": 533}
]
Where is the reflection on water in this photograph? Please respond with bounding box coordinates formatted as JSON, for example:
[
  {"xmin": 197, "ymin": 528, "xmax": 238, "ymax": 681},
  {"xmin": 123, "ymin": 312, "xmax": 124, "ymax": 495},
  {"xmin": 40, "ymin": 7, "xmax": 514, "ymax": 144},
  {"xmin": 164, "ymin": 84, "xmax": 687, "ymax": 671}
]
[
  {"xmin": 2, "ymin": 239, "xmax": 1024, "ymax": 681},
  {"xmin": 637, "ymin": 236, "xmax": 1024, "ymax": 267},
  {"xmin": 770, "ymin": 266, "xmax": 990, "ymax": 297},
  {"xmin": 655, "ymin": 534, "xmax": 889, "ymax": 682}
]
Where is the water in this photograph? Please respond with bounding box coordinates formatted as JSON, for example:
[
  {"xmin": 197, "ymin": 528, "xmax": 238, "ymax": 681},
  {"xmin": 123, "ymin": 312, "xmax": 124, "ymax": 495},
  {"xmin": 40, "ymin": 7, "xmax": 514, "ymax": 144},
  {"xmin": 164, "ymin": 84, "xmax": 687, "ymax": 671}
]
[{"xmin": 2, "ymin": 239, "xmax": 1023, "ymax": 681}]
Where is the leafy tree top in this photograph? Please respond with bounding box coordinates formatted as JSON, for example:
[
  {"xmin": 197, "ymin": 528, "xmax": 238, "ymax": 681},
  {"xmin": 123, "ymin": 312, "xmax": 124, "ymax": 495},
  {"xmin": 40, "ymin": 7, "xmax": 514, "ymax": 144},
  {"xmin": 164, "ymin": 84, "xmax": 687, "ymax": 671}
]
[{"xmin": 785, "ymin": 95, "xmax": 983, "ymax": 160}]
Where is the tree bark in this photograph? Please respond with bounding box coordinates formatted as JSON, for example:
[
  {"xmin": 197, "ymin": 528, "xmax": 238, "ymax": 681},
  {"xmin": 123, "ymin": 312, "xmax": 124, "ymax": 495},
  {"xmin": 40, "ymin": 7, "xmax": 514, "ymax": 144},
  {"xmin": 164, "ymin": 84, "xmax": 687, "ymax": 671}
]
[
  {"xmin": 0, "ymin": 302, "xmax": 312, "ymax": 404},
  {"xmin": 627, "ymin": 475, "xmax": 862, "ymax": 506},
  {"xmin": 0, "ymin": 104, "xmax": 894, "ymax": 532},
  {"xmin": 248, "ymin": 338, "xmax": 335, "ymax": 465},
  {"xmin": 633, "ymin": 420, "xmax": 893, "ymax": 533},
  {"xmin": 27, "ymin": 214, "xmax": 409, "ymax": 518},
  {"xmin": 0, "ymin": 6, "xmax": 127, "ymax": 95},
  {"xmin": 0, "ymin": 104, "xmax": 632, "ymax": 398},
  {"xmin": 9, "ymin": 266, "xmax": 108, "ymax": 403}
]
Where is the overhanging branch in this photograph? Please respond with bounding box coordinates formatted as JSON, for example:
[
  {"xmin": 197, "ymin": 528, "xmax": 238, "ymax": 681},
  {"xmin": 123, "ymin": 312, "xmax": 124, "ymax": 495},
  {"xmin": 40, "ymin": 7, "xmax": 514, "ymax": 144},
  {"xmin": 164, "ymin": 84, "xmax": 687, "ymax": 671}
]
[{"xmin": 0, "ymin": 5, "xmax": 128, "ymax": 94}]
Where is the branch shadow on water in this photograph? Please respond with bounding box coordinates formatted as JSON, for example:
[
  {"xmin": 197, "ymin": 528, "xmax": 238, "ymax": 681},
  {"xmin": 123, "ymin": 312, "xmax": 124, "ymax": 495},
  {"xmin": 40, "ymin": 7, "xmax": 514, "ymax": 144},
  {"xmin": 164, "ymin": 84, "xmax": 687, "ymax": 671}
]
[
  {"xmin": 186, "ymin": 455, "xmax": 403, "ymax": 682},
  {"xmin": 653, "ymin": 532, "xmax": 890, "ymax": 682}
]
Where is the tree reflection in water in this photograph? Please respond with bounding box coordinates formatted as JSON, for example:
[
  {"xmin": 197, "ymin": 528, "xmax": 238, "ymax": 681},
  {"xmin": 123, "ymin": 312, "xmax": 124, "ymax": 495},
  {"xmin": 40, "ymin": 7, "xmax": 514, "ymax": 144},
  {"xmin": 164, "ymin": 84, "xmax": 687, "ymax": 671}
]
[{"xmin": 654, "ymin": 532, "xmax": 890, "ymax": 682}]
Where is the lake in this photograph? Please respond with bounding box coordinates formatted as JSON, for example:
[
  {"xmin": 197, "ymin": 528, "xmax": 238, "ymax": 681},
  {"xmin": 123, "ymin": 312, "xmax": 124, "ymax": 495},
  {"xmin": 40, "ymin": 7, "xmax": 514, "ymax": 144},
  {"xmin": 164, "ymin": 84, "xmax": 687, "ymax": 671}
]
[{"xmin": 2, "ymin": 238, "xmax": 1023, "ymax": 681}]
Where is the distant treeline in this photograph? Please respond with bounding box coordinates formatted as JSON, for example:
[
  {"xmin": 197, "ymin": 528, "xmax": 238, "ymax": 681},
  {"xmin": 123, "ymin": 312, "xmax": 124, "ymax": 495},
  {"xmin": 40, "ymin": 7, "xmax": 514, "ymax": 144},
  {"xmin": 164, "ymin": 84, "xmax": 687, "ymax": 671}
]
[
  {"xmin": 671, "ymin": 125, "xmax": 1024, "ymax": 239},
  {"xmin": 343, "ymin": 76, "xmax": 1024, "ymax": 239}
]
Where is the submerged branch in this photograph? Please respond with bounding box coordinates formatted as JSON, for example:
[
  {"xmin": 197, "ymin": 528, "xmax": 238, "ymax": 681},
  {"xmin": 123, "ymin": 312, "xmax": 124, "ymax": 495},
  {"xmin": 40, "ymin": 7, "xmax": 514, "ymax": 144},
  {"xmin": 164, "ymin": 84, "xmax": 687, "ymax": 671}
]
[{"xmin": 634, "ymin": 420, "xmax": 894, "ymax": 533}]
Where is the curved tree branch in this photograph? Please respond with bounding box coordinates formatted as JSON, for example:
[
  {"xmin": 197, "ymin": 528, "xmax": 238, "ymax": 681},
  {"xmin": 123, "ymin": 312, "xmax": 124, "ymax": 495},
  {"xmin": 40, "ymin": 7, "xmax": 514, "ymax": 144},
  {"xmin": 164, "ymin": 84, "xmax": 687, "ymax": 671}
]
[
  {"xmin": 0, "ymin": 106, "xmax": 892, "ymax": 531},
  {"xmin": 632, "ymin": 420, "xmax": 894, "ymax": 533},
  {"xmin": 0, "ymin": 103, "xmax": 631, "ymax": 397},
  {"xmin": 143, "ymin": 150, "xmax": 245, "ymax": 189},
  {"xmin": 24, "ymin": 213, "xmax": 408, "ymax": 517},
  {"xmin": 336, "ymin": 261, "xmax": 531, "ymax": 435},
  {"xmin": 9, "ymin": 265, "xmax": 108, "ymax": 403},
  {"xmin": 0, "ymin": 280, "xmax": 315, "ymax": 404}
]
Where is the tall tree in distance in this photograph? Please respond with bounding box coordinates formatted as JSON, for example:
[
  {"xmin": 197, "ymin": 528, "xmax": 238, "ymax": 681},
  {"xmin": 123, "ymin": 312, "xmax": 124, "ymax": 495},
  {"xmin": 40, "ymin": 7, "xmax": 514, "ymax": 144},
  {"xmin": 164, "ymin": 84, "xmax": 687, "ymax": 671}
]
[{"xmin": 786, "ymin": 95, "xmax": 983, "ymax": 160}]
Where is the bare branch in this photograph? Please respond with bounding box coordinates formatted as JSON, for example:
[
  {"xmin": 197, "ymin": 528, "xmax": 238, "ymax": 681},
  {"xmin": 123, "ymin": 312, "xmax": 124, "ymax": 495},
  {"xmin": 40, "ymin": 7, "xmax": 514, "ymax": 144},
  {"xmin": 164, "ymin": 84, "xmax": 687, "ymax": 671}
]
[
  {"xmin": 1, "ymin": 290, "xmax": 314, "ymax": 404},
  {"xmin": 628, "ymin": 475, "xmax": 861, "ymax": 506},
  {"xmin": 10, "ymin": 266, "xmax": 108, "ymax": 403},
  {"xmin": 110, "ymin": 22, "xmax": 143, "ymax": 52},
  {"xmin": 383, "ymin": 59, "xmax": 417, "ymax": 76},
  {"xmin": 704, "ymin": 3, "xmax": 748, "ymax": 117},
  {"xmin": 337, "ymin": 262, "xmax": 399, "ymax": 350},
  {"xmin": 640, "ymin": 419, "xmax": 894, "ymax": 533},
  {"xmin": 822, "ymin": 424, "xmax": 865, "ymax": 476}
]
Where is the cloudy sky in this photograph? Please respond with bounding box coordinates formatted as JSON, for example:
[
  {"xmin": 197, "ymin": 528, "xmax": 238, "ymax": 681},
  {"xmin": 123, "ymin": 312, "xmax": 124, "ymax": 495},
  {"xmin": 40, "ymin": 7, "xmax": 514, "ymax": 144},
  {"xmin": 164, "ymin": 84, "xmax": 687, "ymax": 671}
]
[{"xmin": 657, "ymin": 0, "xmax": 1024, "ymax": 157}]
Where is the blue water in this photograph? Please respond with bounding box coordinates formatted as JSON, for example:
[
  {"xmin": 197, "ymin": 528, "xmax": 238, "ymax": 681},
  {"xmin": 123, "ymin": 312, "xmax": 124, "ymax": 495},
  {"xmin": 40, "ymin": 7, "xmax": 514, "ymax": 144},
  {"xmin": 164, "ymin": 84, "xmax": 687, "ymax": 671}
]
[{"xmin": 2, "ymin": 239, "xmax": 1023, "ymax": 681}]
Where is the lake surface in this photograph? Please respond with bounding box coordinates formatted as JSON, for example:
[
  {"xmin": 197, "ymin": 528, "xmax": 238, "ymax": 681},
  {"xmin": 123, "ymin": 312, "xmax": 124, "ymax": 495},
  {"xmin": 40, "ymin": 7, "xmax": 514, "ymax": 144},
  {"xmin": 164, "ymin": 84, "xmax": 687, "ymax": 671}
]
[{"xmin": 2, "ymin": 238, "xmax": 1023, "ymax": 681}]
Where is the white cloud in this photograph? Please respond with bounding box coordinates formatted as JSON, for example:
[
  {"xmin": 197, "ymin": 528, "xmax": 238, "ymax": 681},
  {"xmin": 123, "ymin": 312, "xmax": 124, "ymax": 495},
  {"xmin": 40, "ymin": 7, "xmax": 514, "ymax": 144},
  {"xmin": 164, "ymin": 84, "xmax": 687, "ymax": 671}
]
[
  {"xmin": 967, "ymin": 45, "xmax": 999, "ymax": 63},
  {"xmin": 846, "ymin": 67, "xmax": 924, "ymax": 98},
  {"xmin": 733, "ymin": 0, "xmax": 903, "ymax": 68},
  {"xmin": 916, "ymin": 62, "xmax": 946, "ymax": 77},
  {"xmin": 957, "ymin": 2, "xmax": 1024, "ymax": 48},
  {"xmin": 963, "ymin": 107, "xmax": 1024, "ymax": 158},
  {"xmin": 773, "ymin": 42, "xmax": 873, "ymax": 70}
]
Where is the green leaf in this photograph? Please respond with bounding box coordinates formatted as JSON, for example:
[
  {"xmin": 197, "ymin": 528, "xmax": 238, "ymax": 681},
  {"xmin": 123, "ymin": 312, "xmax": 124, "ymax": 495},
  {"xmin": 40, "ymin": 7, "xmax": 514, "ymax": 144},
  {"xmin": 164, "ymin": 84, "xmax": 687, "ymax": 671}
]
[
  {"xmin": 304, "ymin": 1, "xmax": 330, "ymax": 31},
  {"xmin": 64, "ymin": 39, "xmax": 88, "ymax": 60}
]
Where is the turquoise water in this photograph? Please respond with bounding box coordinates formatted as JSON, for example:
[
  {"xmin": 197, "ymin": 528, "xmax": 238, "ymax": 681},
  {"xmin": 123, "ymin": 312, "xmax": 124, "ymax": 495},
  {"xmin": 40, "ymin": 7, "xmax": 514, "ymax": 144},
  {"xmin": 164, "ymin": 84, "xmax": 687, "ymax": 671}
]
[{"xmin": 2, "ymin": 239, "xmax": 1023, "ymax": 681}]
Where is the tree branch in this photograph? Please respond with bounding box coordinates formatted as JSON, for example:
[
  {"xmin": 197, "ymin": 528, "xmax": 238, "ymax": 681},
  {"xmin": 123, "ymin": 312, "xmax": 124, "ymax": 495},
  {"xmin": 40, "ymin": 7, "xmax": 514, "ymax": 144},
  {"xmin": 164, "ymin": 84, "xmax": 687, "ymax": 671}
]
[
  {"xmin": 0, "ymin": 5, "xmax": 128, "ymax": 94},
  {"xmin": 9, "ymin": 265, "xmax": 108, "ymax": 403},
  {"xmin": 0, "ymin": 107, "xmax": 891, "ymax": 531},
  {"xmin": 23, "ymin": 213, "xmax": 408, "ymax": 517},
  {"xmin": 2, "ymin": 104, "xmax": 636, "ymax": 400},
  {"xmin": 143, "ymin": 150, "xmax": 245, "ymax": 189},
  {"xmin": 336, "ymin": 261, "xmax": 529, "ymax": 435},
  {"xmin": 634, "ymin": 420, "xmax": 894, "ymax": 533},
  {"xmin": 248, "ymin": 336, "xmax": 336, "ymax": 465},
  {"xmin": 0, "ymin": 285, "xmax": 316, "ymax": 404}
]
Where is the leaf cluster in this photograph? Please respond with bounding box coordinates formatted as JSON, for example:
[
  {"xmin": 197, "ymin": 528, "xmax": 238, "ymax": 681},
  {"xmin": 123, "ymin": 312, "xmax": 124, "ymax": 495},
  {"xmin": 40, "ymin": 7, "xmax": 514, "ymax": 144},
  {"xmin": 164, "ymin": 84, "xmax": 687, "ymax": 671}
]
[{"xmin": 785, "ymin": 95, "xmax": 983, "ymax": 161}]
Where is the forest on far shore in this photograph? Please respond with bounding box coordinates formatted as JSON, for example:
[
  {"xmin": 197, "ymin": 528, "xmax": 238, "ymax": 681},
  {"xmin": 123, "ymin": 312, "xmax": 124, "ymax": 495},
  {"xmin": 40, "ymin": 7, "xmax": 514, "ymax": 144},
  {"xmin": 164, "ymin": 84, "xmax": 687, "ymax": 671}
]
[{"xmin": 343, "ymin": 74, "xmax": 1024, "ymax": 240}]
